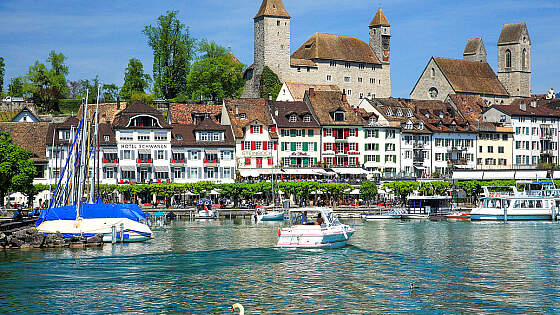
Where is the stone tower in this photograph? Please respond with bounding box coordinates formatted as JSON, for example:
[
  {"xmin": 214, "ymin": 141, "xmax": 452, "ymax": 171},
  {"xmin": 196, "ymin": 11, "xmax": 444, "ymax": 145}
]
[
  {"xmin": 463, "ymin": 38, "xmax": 487, "ymax": 62},
  {"xmin": 497, "ymin": 22, "xmax": 531, "ymax": 98},
  {"xmin": 369, "ymin": 8, "xmax": 391, "ymax": 65}
]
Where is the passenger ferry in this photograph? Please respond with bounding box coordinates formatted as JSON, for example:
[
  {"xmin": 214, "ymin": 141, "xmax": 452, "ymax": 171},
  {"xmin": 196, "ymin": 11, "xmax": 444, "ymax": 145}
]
[
  {"xmin": 470, "ymin": 194, "xmax": 557, "ymax": 221},
  {"xmin": 404, "ymin": 196, "xmax": 453, "ymax": 220}
]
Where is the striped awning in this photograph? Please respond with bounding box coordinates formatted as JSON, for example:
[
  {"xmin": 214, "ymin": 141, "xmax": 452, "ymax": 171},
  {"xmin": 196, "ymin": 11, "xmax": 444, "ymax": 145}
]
[
  {"xmin": 154, "ymin": 166, "xmax": 169, "ymax": 172},
  {"xmin": 120, "ymin": 165, "xmax": 136, "ymax": 172}
]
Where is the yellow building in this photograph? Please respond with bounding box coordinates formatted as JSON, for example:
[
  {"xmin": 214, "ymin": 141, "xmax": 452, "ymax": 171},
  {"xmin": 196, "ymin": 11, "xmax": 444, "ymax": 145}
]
[{"xmin": 476, "ymin": 124, "xmax": 514, "ymax": 169}]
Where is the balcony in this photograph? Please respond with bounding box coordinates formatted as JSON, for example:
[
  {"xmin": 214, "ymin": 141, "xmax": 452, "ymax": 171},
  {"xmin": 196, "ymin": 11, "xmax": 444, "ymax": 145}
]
[
  {"xmin": 103, "ymin": 158, "xmax": 119, "ymax": 164},
  {"xmin": 204, "ymin": 158, "xmax": 220, "ymax": 165},
  {"xmin": 137, "ymin": 158, "xmax": 153, "ymax": 165},
  {"xmin": 541, "ymin": 149, "xmax": 554, "ymax": 156},
  {"xmin": 334, "ymin": 137, "xmax": 348, "ymax": 142},
  {"xmin": 541, "ymin": 134, "xmax": 553, "ymax": 140},
  {"xmin": 413, "ymin": 142, "xmax": 426, "ymax": 149},
  {"xmin": 413, "ymin": 156, "xmax": 424, "ymax": 163},
  {"xmin": 171, "ymin": 158, "xmax": 186, "ymax": 165}
]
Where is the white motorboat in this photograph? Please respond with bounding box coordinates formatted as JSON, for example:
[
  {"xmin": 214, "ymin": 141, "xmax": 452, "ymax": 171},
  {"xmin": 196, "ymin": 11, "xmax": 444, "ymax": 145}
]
[
  {"xmin": 470, "ymin": 194, "xmax": 557, "ymax": 221},
  {"xmin": 253, "ymin": 205, "xmax": 285, "ymax": 222},
  {"xmin": 276, "ymin": 208, "xmax": 355, "ymax": 249},
  {"xmin": 195, "ymin": 202, "xmax": 218, "ymax": 219}
]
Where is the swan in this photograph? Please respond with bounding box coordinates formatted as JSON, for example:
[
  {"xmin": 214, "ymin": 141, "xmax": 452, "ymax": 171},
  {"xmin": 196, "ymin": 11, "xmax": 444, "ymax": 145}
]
[{"xmin": 231, "ymin": 303, "xmax": 244, "ymax": 314}]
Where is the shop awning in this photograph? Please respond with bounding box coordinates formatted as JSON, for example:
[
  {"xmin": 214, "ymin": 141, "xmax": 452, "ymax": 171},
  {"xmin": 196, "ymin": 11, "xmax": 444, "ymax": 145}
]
[
  {"xmin": 239, "ymin": 170, "xmax": 260, "ymax": 177},
  {"xmin": 553, "ymin": 171, "xmax": 560, "ymax": 179},
  {"xmin": 349, "ymin": 189, "xmax": 361, "ymax": 195},
  {"xmin": 452, "ymin": 171, "xmax": 483, "ymax": 180},
  {"xmin": 515, "ymin": 170, "xmax": 548, "ymax": 180},
  {"xmin": 332, "ymin": 168, "xmax": 368, "ymax": 175},
  {"xmin": 414, "ymin": 165, "xmax": 427, "ymax": 170},
  {"xmin": 282, "ymin": 169, "xmax": 318, "ymax": 175},
  {"xmin": 314, "ymin": 169, "xmax": 336, "ymax": 176},
  {"xmin": 120, "ymin": 165, "xmax": 136, "ymax": 172},
  {"xmin": 154, "ymin": 166, "xmax": 169, "ymax": 172},
  {"xmin": 138, "ymin": 149, "xmax": 151, "ymax": 154},
  {"xmin": 483, "ymin": 171, "xmax": 515, "ymax": 180},
  {"xmin": 102, "ymin": 148, "xmax": 118, "ymax": 153},
  {"xmin": 205, "ymin": 149, "xmax": 219, "ymax": 154}
]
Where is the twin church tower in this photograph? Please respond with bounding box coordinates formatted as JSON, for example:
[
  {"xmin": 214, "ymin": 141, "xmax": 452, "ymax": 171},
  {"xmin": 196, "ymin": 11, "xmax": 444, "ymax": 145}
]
[{"xmin": 243, "ymin": 0, "xmax": 392, "ymax": 104}]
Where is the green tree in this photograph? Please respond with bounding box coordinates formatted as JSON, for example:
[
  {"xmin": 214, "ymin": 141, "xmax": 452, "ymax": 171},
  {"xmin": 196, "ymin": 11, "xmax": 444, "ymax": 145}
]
[
  {"xmin": 102, "ymin": 83, "xmax": 119, "ymax": 101},
  {"xmin": 120, "ymin": 58, "xmax": 151, "ymax": 100},
  {"xmin": 259, "ymin": 66, "xmax": 282, "ymax": 99},
  {"xmin": 186, "ymin": 40, "xmax": 245, "ymax": 102},
  {"xmin": 360, "ymin": 181, "xmax": 378, "ymax": 204},
  {"xmin": 383, "ymin": 181, "xmax": 419, "ymax": 205},
  {"xmin": 8, "ymin": 77, "xmax": 25, "ymax": 98},
  {"xmin": 0, "ymin": 131, "xmax": 37, "ymax": 206},
  {"xmin": 76, "ymin": 76, "xmax": 101, "ymax": 103},
  {"xmin": 0, "ymin": 57, "xmax": 5, "ymax": 95},
  {"xmin": 129, "ymin": 92, "xmax": 155, "ymax": 104},
  {"xmin": 143, "ymin": 11, "xmax": 195, "ymax": 99},
  {"xmin": 25, "ymin": 51, "xmax": 69, "ymax": 112}
]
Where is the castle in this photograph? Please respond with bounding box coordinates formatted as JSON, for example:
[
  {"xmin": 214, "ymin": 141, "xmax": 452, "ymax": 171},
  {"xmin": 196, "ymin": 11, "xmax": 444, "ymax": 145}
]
[
  {"xmin": 411, "ymin": 22, "xmax": 531, "ymax": 104},
  {"xmin": 242, "ymin": 0, "xmax": 392, "ymax": 105}
]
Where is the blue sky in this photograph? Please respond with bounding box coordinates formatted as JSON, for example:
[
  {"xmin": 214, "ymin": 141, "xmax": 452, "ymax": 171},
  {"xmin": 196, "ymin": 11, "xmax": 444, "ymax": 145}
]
[{"xmin": 0, "ymin": 0, "xmax": 558, "ymax": 98}]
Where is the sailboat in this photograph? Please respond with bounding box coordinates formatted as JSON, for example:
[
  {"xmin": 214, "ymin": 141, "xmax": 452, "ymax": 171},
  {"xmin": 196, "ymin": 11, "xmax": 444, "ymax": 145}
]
[
  {"xmin": 35, "ymin": 88, "xmax": 153, "ymax": 242},
  {"xmin": 252, "ymin": 152, "xmax": 285, "ymax": 222}
]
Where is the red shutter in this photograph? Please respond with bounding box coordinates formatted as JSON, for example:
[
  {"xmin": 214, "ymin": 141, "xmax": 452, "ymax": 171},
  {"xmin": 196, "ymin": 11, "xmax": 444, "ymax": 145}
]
[
  {"xmin": 355, "ymin": 143, "xmax": 359, "ymax": 151},
  {"xmin": 268, "ymin": 157, "xmax": 272, "ymax": 165},
  {"xmin": 241, "ymin": 142, "xmax": 245, "ymax": 150},
  {"xmin": 345, "ymin": 143, "xmax": 349, "ymax": 153},
  {"xmin": 245, "ymin": 158, "xmax": 251, "ymax": 166},
  {"xmin": 274, "ymin": 142, "xmax": 277, "ymax": 150},
  {"xmin": 271, "ymin": 125, "xmax": 276, "ymax": 132},
  {"xmin": 260, "ymin": 126, "xmax": 263, "ymax": 134},
  {"xmin": 263, "ymin": 141, "xmax": 268, "ymax": 150},
  {"xmin": 324, "ymin": 143, "xmax": 327, "ymax": 151},
  {"xmin": 344, "ymin": 129, "xmax": 349, "ymax": 138},
  {"xmin": 250, "ymin": 126, "xmax": 254, "ymax": 134},
  {"xmin": 251, "ymin": 141, "xmax": 256, "ymax": 150},
  {"xmin": 323, "ymin": 129, "xmax": 327, "ymax": 136},
  {"xmin": 333, "ymin": 129, "xmax": 337, "ymax": 137},
  {"xmin": 355, "ymin": 128, "xmax": 358, "ymax": 135}
]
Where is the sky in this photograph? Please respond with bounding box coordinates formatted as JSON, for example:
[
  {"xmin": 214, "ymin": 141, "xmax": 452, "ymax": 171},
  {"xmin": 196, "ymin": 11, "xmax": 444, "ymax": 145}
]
[{"xmin": 0, "ymin": 0, "xmax": 559, "ymax": 98}]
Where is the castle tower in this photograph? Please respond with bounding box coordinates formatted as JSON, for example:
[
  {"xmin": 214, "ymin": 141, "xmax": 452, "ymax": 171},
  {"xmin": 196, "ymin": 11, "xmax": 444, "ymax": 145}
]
[
  {"xmin": 369, "ymin": 8, "xmax": 391, "ymax": 64},
  {"xmin": 254, "ymin": 0, "xmax": 291, "ymax": 81},
  {"xmin": 497, "ymin": 22, "xmax": 531, "ymax": 98},
  {"xmin": 463, "ymin": 38, "xmax": 487, "ymax": 62}
]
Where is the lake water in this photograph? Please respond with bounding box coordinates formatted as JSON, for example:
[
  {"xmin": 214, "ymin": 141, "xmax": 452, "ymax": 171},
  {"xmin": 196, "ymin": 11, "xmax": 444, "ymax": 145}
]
[{"xmin": 1, "ymin": 219, "xmax": 560, "ymax": 314}]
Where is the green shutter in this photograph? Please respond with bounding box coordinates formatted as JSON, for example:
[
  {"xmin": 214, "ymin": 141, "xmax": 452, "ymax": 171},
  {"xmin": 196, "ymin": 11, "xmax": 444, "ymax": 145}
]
[
  {"xmin": 314, "ymin": 142, "xmax": 317, "ymax": 151},
  {"xmin": 291, "ymin": 158, "xmax": 296, "ymax": 165},
  {"xmin": 365, "ymin": 130, "xmax": 368, "ymax": 139},
  {"xmin": 290, "ymin": 129, "xmax": 296, "ymax": 137},
  {"xmin": 303, "ymin": 158, "xmax": 309, "ymax": 167},
  {"xmin": 281, "ymin": 142, "xmax": 285, "ymax": 151},
  {"xmin": 303, "ymin": 142, "xmax": 308, "ymax": 151},
  {"xmin": 314, "ymin": 158, "xmax": 317, "ymax": 164},
  {"xmin": 375, "ymin": 130, "xmax": 379, "ymax": 138},
  {"xmin": 291, "ymin": 142, "xmax": 296, "ymax": 151},
  {"xmin": 308, "ymin": 129, "xmax": 314, "ymax": 137}
]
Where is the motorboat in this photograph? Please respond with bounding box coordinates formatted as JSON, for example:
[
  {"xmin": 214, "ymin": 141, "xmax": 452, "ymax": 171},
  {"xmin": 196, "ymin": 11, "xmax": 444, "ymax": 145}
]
[
  {"xmin": 445, "ymin": 211, "xmax": 470, "ymax": 221},
  {"xmin": 253, "ymin": 205, "xmax": 285, "ymax": 222},
  {"xmin": 361, "ymin": 209, "xmax": 405, "ymax": 220},
  {"xmin": 195, "ymin": 201, "xmax": 218, "ymax": 219},
  {"xmin": 404, "ymin": 195, "xmax": 453, "ymax": 220},
  {"xmin": 276, "ymin": 208, "xmax": 355, "ymax": 249},
  {"xmin": 470, "ymin": 195, "xmax": 557, "ymax": 221}
]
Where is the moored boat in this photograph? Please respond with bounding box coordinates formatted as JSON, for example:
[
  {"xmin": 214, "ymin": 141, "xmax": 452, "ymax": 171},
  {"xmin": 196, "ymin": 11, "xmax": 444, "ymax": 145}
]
[
  {"xmin": 276, "ymin": 208, "xmax": 355, "ymax": 249},
  {"xmin": 195, "ymin": 201, "xmax": 218, "ymax": 219},
  {"xmin": 404, "ymin": 195, "xmax": 453, "ymax": 220},
  {"xmin": 253, "ymin": 205, "xmax": 285, "ymax": 222},
  {"xmin": 470, "ymin": 195, "xmax": 557, "ymax": 221},
  {"xmin": 445, "ymin": 211, "xmax": 470, "ymax": 221}
]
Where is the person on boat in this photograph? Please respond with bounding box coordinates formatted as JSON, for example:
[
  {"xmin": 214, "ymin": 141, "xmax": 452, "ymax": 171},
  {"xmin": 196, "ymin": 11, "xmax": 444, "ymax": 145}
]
[
  {"xmin": 315, "ymin": 213, "xmax": 324, "ymax": 226},
  {"xmin": 301, "ymin": 211, "xmax": 308, "ymax": 225}
]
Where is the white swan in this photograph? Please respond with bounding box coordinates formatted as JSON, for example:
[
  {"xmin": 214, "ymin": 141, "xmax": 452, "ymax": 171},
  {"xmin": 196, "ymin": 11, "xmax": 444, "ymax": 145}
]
[{"xmin": 231, "ymin": 303, "xmax": 245, "ymax": 314}]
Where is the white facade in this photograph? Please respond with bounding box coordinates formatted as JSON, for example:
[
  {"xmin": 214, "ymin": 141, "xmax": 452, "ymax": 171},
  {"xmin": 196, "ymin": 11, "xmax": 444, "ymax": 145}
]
[
  {"xmin": 362, "ymin": 125, "xmax": 400, "ymax": 176},
  {"xmin": 320, "ymin": 127, "xmax": 363, "ymax": 167},
  {"xmin": 431, "ymin": 133, "xmax": 477, "ymax": 175},
  {"xmin": 278, "ymin": 128, "xmax": 321, "ymax": 168},
  {"xmin": 236, "ymin": 122, "xmax": 279, "ymax": 170}
]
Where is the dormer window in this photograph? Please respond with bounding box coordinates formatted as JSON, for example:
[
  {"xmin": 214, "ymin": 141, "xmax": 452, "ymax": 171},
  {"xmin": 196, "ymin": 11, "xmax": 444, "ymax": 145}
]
[
  {"xmin": 397, "ymin": 108, "xmax": 403, "ymax": 117},
  {"xmin": 303, "ymin": 115, "xmax": 311, "ymax": 122},
  {"xmin": 407, "ymin": 109, "xmax": 413, "ymax": 117},
  {"xmin": 289, "ymin": 114, "xmax": 297, "ymax": 122},
  {"xmin": 59, "ymin": 130, "xmax": 70, "ymax": 140},
  {"xmin": 131, "ymin": 115, "xmax": 157, "ymax": 127},
  {"xmin": 405, "ymin": 121, "xmax": 413, "ymax": 130},
  {"xmin": 418, "ymin": 121, "xmax": 424, "ymax": 130},
  {"xmin": 369, "ymin": 117, "xmax": 376, "ymax": 125},
  {"xmin": 251, "ymin": 125, "xmax": 262, "ymax": 134},
  {"xmin": 104, "ymin": 136, "xmax": 109, "ymax": 142},
  {"xmin": 334, "ymin": 111, "xmax": 345, "ymax": 122},
  {"xmin": 176, "ymin": 134, "xmax": 183, "ymax": 141},
  {"xmin": 439, "ymin": 112, "xmax": 444, "ymax": 119},
  {"xmin": 200, "ymin": 132, "xmax": 209, "ymax": 141},
  {"xmin": 239, "ymin": 113, "xmax": 247, "ymax": 119},
  {"xmin": 213, "ymin": 132, "xmax": 221, "ymax": 141},
  {"xmin": 386, "ymin": 108, "xmax": 393, "ymax": 116}
]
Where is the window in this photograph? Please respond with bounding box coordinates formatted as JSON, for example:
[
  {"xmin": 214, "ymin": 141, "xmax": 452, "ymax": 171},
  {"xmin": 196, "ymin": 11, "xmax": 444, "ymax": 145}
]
[
  {"xmin": 325, "ymin": 128, "xmax": 332, "ymax": 137},
  {"xmin": 213, "ymin": 133, "xmax": 220, "ymax": 141},
  {"xmin": 152, "ymin": 132, "xmax": 166, "ymax": 141},
  {"xmin": 347, "ymin": 89, "xmax": 352, "ymax": 96},
  {"xmin": 344, "ymin": 62, "xmax": 351, "ymax": 68},
  {"xmin": 358, "ymin": 77, "xmax": 363, "ymax": 83},
  {"xmin": 104, "ymin": 136, "xmax": 109, "ymax": 142},
  {"xmin": 385, "ymin": 143, "xmax": 395, "ymax": 151},
  {"xmin": 239, "ymin": 113, "xmax": 246, "ymax": 119},
  {"xmin": 123, "ymin": 150, "xmax": 131, "ymax": 160},
  {"xmin": 252, "ymin": 125, "xmax": 261, "ymax": 134},
  {"xmin": 243, "ymin": 141, "xmax": 250, "ymax": 151},
  {"xmin": 221, "ymin": 151, "xmax": 232, "ymax": 160},
  {"xmin": 479, "ymin": 146, "xmax": 483, "ymax": 153},
  {"xmin": 200, "ymin": 132, "xmax": 208, "ymax": 141},
  {"xmin": 429, "ymin": 87, "xmax": 438, "ymax": 99},
  {"xmin": 330, "ymin": 60, "xmax": 336, "ymax": 67},
  {"xmin": 303, "ymin": 115, "xmax": 311, "ymax": 122},
  {"xmin": 326, "ymin": 75, "xmax": 332, "ymax": 82},
  {"xmin": 59, "ymin": 130, "xmax": 70, "ymax": 140},
  {"xmin": 386, "ymin": 130, "xmax": 395, "ymax": 139},
  {"xmin": 138, "ymin": 134, "xmax": 150, "ymax": 141},
  {"xmin": 296, "ymin": 142, "xmax": 302, "ymax": 151},
  {"xmin": 325, "ymin": 143, "xmax": 333, "ymax": 151},
  {"xmin": 344, "ymin": 76, "xmax": 351, "ymax": 83},
  {"xmin": 370, "ymin": 78, "xmax": 375, "ymax": 84},
  {"xmin": 359, "ymin": 93, "xmax": 364, "ymax": 99},
  {"xmin": 522, "ymin": 48, "xmax": 527, "ymax": 68},
  {"xmin": 255, "ymin": 141, "xmax": 262, "ymax": 150},
  {"xmin": 334, "ymin": 112, "xmax": 345, "ymax": 122},
  {"xmin": 289, "ymin": 114, "xmax": 297, "ymax": 122},
  {"xmin": 120, "ymin": 132, "xmax": 133, "ymax": 141},
  {"xmin": 487, "ymin": 146, "xmax": 493, "ymax": 153},
  {"xmin": 191, "ymin": 151, "xmax": 200, "ymax": 160},
  {"xmin": 174, "ymin": 167, "xmax": 184, "ymax": 179},
  {"xmin": 498, "ymin": 146, "xmax": 504, "ymax": 153},
  {"xmin": 431, "ymin": 68, "xmax": 435, "ymax": 78},
  {"xmin": 105, "ymin": 167, "xmax": 114, "ymax": 179},
  {"xmin": 190, "ymin": 168, "xmax": 198, "ymax": 179},
  {"xmin": 359, "ymin": 63, "xmax": 365, "ymax": 70},
  {"xmin": 277, "ymin": 20, "xmax": 280, "ymax": 26},
  {"xmin": 156, "ymin": 150, "xmax": 165, "ymax": 160},
  {"xmin": 505, "ymin": 49, "xmax": 512, "ymax": 68},
  {"xmin": 244, "ymin": 158, "xmax": 251, "ymax": 166}
]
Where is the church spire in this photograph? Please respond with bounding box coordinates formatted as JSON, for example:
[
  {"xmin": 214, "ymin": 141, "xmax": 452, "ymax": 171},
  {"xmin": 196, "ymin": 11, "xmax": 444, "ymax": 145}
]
[
  {"xmin": 369, "ymin": 8, "xmax": 390, "ymax": 27},
  {"xmin": 254, "ymin": 0, "xmax": 291, "ymax": 19}
]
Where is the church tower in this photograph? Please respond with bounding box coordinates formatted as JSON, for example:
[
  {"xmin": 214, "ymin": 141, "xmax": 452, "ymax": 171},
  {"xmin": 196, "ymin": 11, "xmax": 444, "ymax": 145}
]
[
  {"xmin": 497, "ymin": 22, "xmax": 531, "ymax": 98},
  {"xmin": 463, "ymin": 38, "xmax": 487, "ymax": 62},
  {"xmin": 254, "ymin": 0, "xmax": 291, "ymax": 81},
  {"xmin": 369, "ymin": 8, "xmax": 391, "ymax": 65}
]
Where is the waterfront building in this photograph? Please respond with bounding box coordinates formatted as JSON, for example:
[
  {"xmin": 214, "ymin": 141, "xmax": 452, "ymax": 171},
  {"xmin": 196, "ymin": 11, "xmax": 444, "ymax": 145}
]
[
  {"xmin": 242, "ymin": 0, "xmax": 392, "ymax": 106},
  {"xmin": 276, "ymin": 82, "xmax": 339, "ymax": 102},
  {"xmin": 304, "ymin": 89, "xmax": 364, "ymax": 167},
  {"xmin": 269, "ymin": 100, "xmax": 321, "ymax": 168},
  {"xmin": 222, "ymin": 98, "xmax": 279, "ymax": 176},
  {"xmin": 45, "ymin": 116, "xmax": 80, "ymax": 185},
  {"xmin": 483, "ymin": 98, "xmax": 560, "ymax": 167}
]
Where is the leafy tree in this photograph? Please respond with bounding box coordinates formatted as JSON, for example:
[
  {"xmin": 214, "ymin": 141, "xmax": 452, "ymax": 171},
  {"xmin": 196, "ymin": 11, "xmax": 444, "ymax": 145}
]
[
  {"xmin": 186, "ymin": 40, "xmax": 244, "ymax": 102},
  {"xmin": 25, "ymin": 51, "xmax": 69, "ymax": 112},
  {"xmin": 76, "ymin": 76, "xmax": 102, "ymax": 103},
  {"xmin": 8, "ymin": 77, "xmax": 25, "ymax": 98},
  {"xmin": 120, "ymin": 58, "xmax": 151, "ymax": 99},
  {"xmin": 143, "ymin": 11, "xmax": 195, "ymax": 99},
  {"xmin": 0, "ymin": 131, "xmax": 37, "ymax": 206},
  {"xmin": 259, "ymin": 66, "xmax": 282, "ymax": 99},
  {"xmin": 25, "ymin": 184, "xmax": 51, "ymax": 208},
  {"xmin": 383, "ymin": 181, "xmax": 419, "ymax": 205},
  {"xmin": 129, "ymin": 92, "xmax": 155, "ymax": 104},
  {"xmin": 67, "ymin": 80, "xmax": 82, "ymax": 99},
  {"xmin": 0, "ymin": 57, "xmax": 5, "ymax": 95},
  {"xmin": 360, "ymin": 181, "xmax": 378, "ymax": 204},
  {"xmin": 102, "ymin": 83, "xmax": 119, "ymax": 101}
]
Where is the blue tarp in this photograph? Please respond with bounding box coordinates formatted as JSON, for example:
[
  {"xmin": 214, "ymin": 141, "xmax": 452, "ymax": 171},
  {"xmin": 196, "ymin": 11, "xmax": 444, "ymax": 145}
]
[{"xmin": 35, "ymin": 201, "xmax": 150, "ymax": 227}]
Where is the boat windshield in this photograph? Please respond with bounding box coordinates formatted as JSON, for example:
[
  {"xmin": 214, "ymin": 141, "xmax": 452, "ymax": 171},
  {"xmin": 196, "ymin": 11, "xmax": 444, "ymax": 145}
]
[
  {"xmin": 512, "ymin": 199, "xmax": 548, "ymax": 209},
  {"xmin": 482, "ymin": 198, "xmax": 511, "ymax": 209}
]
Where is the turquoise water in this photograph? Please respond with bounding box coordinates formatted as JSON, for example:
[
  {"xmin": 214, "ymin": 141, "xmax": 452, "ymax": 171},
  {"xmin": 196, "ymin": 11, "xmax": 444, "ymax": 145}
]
[{"xmin": 1, "ymin": 219, "xmax": 560, "ymax": 313}]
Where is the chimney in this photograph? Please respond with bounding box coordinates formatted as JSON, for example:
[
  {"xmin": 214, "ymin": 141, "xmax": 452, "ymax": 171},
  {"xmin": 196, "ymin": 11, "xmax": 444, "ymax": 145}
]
[
  {"xmin": 308, "ymin": 87, "xmax": 315, "ymax": 97},
  {"xmin": 268, "ymin": 94, "xmax": 272, "ymax": 101},
  {"xmin": 530, "ymin": 101, "xmax": 537, "ymax": 108},
  {"xmin": 275, "ymin": 108, "xmax": 279, "ymax": 117},
  {"xmin": 117, "ymin": 96, "xmax": 120, "ymax": 110},
  {"xmin": 235, "ymin": 104, "xmax": 239, "ymax": 115},
  {"xmin": 520, "ymin": 103, "xmax": 527, "ymax": 112}
]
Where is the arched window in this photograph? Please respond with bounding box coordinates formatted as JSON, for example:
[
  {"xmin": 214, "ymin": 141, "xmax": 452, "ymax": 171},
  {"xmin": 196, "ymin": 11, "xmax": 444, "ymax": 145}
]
[
  {"xmin": 505, "ymin": 49, "xmax": 512, "ymax": 68},
  {"xmin": 522, "ymin": 49, "xmax": 527, "ymax": 69}
]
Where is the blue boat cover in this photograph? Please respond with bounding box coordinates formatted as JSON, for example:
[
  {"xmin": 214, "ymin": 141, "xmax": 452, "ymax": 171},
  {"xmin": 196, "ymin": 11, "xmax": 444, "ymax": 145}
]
[{"xmin": 36, "ymin": 201, "xmax": 150, "ymax": 226}]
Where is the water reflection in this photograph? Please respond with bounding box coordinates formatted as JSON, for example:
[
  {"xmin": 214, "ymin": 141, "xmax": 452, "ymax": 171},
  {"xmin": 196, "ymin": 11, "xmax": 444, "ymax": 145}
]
[{"xmin": 0, "ymin": 220, "xmax": 560, "ymax": 313}]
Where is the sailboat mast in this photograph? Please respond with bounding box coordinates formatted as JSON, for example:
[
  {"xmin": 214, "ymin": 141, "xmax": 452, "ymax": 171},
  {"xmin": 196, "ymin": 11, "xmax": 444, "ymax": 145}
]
[
  {"xmin": 76, "ymin": 90, "xmax": 89, "ymax": 218},
  {"xmin": 89, "ymin": 86, "xmax": 100, "ymax": 204}
]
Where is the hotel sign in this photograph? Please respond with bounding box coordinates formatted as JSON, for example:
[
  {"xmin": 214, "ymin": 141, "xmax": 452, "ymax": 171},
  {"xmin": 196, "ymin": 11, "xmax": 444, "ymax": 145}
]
[
  {"xmin": 241, "ymin": 150, "xmax": 272, "ymax": 157},
  {"xmin": 120, "ymin": 144, "xmax": 169, "ymax": 149}
]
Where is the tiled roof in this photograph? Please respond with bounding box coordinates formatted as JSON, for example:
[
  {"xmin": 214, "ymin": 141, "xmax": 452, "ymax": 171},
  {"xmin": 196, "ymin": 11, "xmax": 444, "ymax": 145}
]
[
  {"xmin": 270, "ymin": 101, "xmax": 320, "ymax": 128},
  {"xmin": 98, "ymin": 123, "xmax": 116, "ymax": 146},
  {"xmin": 494, "ymin": 98, "xmax": 560, "ymax": 117},
  {"xmin": 78, "ymin": 102, "xmax": 125, "ymax": 125},
  {"xmin": 433, "ymin": 57, "xmax": 509, "ymax": 96},
  {"xmin": 0, "ymin": 122, "xmax": 49, "ymax": 162},
  {"xmin": 498, "ymin": 22, "xmax": 528, "ymax": 45},
  {"xmin": 113, "ymin": 101, "xmax": 171, "ymax": 129},
  {"xmin": 46, "ymin": 116, "xmax": 80, "ymax": 146},
  {"xmin": 291, "ymin": 33, "xmax": 382, "ymax": 65},
  {"xmin": 254, "ymin": 0, "xmax": 290, "ymax": 19},
  {"xmin": 290, "ymin": 58, "xmax": 317, "ymax": 67},
  {"xmin": 370, "ymin": 98, "xmax": 431, "ymax": 133},
  {"xmin": 169, "ymin": 103, "xmax": 222, "ymax": 125},
  {"xmin": 369, "ymin": 8, "xmax": 390, "ymax": 27},
  {"xmin": 447, "ymin": 94, "xmax": 487, "ymax": 123},
  {"xmin": 171, "ymin": 124, "xmax": 235, "ymax": 147},
  {"xmin": 283, "ymin": 82, "xmax": 340, "ymax": 101},
  {"xmin": 224, "ymin": 98, "xmax": 277, "ymax": 139},
  {"xmin": 193, "ymin": 118, "xmax": 227, "ymax": 131},
  {"xmin": 463, "ymin": 38, "xmax": 483, "ymax": 56},
  {"xmin": 306, "ymin": 90, "xmax": 363, "ymax": 126}
]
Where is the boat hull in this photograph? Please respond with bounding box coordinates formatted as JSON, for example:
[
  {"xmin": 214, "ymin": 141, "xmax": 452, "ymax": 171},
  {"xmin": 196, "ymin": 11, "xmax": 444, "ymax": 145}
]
[
  {"xmin": 362, "ymin": 214, "xmax": 402, "ymax": 220},
  {"xmin": 276, "ymin": 225, "xmax": 355, "ymax": 249},
  {"xmin": 470, "ymin": 214, "xmax": 551, "ymax": 221},
  {"xmin": 36, "ymin": 218, "xmax": 153, "ymax": 242},
  {"xmin": 195, "ymin": 210, "xmax": 218, "ymax": 219},
  {"xmin": 258, "ymin": 212, "xmax": 285, "ymax": 221}
]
